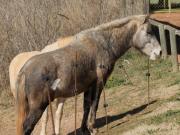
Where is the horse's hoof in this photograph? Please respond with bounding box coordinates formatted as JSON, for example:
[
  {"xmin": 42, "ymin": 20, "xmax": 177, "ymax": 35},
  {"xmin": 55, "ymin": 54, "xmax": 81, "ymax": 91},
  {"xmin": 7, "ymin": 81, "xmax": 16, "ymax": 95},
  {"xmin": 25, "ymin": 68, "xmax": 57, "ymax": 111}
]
[
  {"xmin": 40, "ymin": 132, "xmax": 46, "ymax": 135},
  {"xmin": 80, "ymin": 127, "xmax": 91, "ymax": 135},
  {"xmin": 50, "ymin": 133, "xmax": 60, "ymax": 135},
  {"xmin": 90, "ymin": 128, "xmax": 98, "ymax": 135}
]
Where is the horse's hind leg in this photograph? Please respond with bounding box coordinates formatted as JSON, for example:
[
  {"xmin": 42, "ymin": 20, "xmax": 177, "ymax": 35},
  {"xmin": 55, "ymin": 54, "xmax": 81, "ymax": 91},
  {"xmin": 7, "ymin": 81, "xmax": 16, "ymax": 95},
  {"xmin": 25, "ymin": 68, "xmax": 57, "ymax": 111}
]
[
  {"xmin": 23, "ymin": 107, "xmax": 45, "ymax": 135},
  {"xmin": 55, "ymin": 98, "xmax": 65, "ymax": 135},
  {"xmin": 23, "ymin": 96, "xmax": 48, "ymax": 135},
  {"xmin": 40, "ymin": 107, "xmax": 48, "ymax": 135}
]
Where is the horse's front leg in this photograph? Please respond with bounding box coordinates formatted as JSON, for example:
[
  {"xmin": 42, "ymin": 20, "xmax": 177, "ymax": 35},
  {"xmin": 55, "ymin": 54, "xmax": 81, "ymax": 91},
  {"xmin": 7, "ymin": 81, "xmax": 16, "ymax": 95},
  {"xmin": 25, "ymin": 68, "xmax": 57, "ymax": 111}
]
[
  {"xmin": 54, "ymin": 98, "xmax": 65, "ymax": 135},
  {"xmin": 80, "ymin": 88, "xmax": 94, "ymax": 135},
  {"xmin": 89, "ymin": 66, "xmax": 106, "ymax": 135},
  {"xmin": 88, "ymin": 85, "xmax": 103, "ymax": 135},
  {"xmin": 40, "ymin": 108, "xmax": 49, "ymax": 135}
]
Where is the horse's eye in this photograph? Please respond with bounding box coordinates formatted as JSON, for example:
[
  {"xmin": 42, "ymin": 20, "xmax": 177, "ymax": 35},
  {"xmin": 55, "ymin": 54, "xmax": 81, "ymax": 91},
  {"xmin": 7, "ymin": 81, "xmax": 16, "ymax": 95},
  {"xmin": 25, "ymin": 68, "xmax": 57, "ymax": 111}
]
[{"xmin": 147, "ymin": 31, "xmax": 152, "ymax": 35}]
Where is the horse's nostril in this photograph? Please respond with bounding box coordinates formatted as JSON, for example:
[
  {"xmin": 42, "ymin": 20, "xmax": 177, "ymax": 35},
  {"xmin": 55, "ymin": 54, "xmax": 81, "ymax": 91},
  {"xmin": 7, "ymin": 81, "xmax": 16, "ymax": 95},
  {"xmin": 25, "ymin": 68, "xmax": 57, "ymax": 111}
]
[{"xmin": 160, "ymin": 50, "xmax": 162, "ymax": 56}]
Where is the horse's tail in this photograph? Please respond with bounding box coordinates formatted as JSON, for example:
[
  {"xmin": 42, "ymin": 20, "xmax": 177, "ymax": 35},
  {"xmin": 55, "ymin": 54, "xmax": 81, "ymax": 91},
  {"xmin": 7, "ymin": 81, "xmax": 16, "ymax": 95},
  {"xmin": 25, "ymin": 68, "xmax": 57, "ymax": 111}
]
[{"xmin": 16, "ymin": 73, "xmax": 28, "ymax": 135}]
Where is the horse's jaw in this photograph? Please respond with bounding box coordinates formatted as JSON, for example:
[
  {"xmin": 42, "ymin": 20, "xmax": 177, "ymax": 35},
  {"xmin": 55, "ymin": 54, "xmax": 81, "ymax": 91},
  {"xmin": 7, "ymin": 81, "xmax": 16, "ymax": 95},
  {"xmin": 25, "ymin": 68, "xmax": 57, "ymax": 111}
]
[
  {"xmin": 149, "ymin": 47, "xmax": 162, "ymax": 60},
  {"xmin": 149, "ymin": 55, "xmax": 156, "ymax": 60}
]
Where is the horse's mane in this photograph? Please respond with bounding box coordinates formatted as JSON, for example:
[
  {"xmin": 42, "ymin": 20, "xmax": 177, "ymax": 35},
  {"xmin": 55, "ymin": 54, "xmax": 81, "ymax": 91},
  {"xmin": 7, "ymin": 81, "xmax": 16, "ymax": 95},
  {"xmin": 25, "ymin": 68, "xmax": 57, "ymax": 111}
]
[
  {"xmin": 95, "ymin": 15, "xmax": 146, "ymax": 30},
  {"xmin": 79, "ymin": 15, "xmax": 146, "ymax": 34},
  {"xmin": 72, "ymin": 14, "xmax": 147, "ymax": 47}
]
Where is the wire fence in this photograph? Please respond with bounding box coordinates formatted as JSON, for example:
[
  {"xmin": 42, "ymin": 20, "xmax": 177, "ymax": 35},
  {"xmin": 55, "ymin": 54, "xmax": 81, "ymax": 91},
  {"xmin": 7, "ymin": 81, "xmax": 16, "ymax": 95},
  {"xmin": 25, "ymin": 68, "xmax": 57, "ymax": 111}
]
[{"xmin": 150, "ymin": 0, "xmax": 180, "ymax": 12}]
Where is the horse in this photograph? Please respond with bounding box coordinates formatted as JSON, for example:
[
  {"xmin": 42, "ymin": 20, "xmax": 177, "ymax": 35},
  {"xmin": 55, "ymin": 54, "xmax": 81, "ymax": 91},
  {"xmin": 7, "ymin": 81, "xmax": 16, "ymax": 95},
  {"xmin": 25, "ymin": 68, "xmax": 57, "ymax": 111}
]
[
  {"xmin": 41, "ymin": 36, "xmax": 74, "ymax": 53},
  {"xmin": 9, "ymin": 36, "xmax": 74, "ymax": 135},
  {"xmin": 15, "ymin": 15, "xmax": 161, "ymax": 135}
]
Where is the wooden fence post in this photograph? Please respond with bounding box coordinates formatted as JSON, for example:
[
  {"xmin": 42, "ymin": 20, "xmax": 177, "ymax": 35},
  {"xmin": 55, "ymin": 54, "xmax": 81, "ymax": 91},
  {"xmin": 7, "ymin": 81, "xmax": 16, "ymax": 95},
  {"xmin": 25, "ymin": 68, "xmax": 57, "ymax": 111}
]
[
  {"xmin": 159, "ymin": 24, "xmax": 167, "ymax": 59},
  {"xmin": 169, "ymin": 27, "xmax": 178, "ymax": 72}
]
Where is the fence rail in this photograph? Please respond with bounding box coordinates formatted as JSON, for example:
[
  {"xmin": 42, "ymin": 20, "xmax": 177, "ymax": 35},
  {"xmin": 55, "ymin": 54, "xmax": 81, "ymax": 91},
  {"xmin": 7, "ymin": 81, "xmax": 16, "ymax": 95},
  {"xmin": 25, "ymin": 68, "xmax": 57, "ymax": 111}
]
[{"xmin": 149, "ymin": 19, "xmax": 180, "ymax": 72}]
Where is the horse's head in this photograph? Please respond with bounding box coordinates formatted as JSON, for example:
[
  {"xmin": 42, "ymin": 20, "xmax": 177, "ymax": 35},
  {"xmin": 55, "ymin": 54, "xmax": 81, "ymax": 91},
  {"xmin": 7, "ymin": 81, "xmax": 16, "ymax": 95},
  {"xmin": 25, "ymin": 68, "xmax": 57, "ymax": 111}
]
[{"xmin": 132, "ymin": 15, "xmax": 162, "ymax": 60}]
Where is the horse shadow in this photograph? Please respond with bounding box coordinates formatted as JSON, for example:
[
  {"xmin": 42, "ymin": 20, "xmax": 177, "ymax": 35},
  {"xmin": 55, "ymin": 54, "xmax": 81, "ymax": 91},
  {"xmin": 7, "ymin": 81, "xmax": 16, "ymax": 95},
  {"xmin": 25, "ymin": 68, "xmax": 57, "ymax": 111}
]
[{"xmin": 67, "ymin": 100, "xmax": 157, "ymax": 135}]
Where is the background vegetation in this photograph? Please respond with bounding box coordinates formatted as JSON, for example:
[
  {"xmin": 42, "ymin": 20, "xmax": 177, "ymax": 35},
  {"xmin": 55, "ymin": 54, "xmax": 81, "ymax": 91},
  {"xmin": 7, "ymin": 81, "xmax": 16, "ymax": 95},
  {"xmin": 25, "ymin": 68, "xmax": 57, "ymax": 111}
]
[{"xmin": 0, "ymin": 0, "xmax": 146, "ymax": 97}]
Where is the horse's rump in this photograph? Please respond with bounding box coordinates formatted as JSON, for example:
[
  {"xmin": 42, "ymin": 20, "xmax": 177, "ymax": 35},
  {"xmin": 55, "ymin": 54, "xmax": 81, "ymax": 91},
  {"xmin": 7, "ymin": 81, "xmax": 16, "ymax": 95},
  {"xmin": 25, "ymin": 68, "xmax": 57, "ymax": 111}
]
[{"xmin": 9, "ymin": 51, "xmax": 40, "ymax": 98}]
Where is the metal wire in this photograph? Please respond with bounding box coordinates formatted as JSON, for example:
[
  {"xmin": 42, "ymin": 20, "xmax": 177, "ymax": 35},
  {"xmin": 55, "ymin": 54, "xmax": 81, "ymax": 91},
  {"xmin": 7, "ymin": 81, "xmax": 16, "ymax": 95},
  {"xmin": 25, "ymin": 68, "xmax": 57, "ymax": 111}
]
[
  {"xmin": 73, "ymin": 52, "xmax": 78, "ymax": 135},
  {"xmin": 119, "ymin": 59, "xmax": 151, "ymax": 105},
  {"xmin": 47, "ymin": 86, "xmax": 56, "ymax": 135},
  {"xmin": 146, "ymin": 58, "xmax": 150, "ymax": 105},
  {"xmin": 119, "ymin": 64, "xmax": 134, "ymax": 86},
  {"xmin": 120, "ymin": 59, "xmax": 151, "ymax": 105},
  {"xmin": 102, "ymin": 88, "xmax": 109, "ymax": 135},
  {"xmin": 98, "ymin": 66, "xmax": 109, "ymax": 135}
]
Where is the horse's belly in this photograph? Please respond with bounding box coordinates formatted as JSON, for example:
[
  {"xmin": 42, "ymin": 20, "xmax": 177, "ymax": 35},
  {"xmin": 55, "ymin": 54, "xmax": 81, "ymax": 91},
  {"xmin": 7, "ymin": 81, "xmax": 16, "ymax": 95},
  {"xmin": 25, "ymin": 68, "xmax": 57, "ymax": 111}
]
[
  {"xmin": 55, "ymin": 76, "xmax": 95, "ymax": 98},
  {"xmin": 55, "ymin": 67, "xmax": 96, "ymax": 98},
  {"xmin": 59, "ymin": 84, "xmax": 90, "ymax": 98}
]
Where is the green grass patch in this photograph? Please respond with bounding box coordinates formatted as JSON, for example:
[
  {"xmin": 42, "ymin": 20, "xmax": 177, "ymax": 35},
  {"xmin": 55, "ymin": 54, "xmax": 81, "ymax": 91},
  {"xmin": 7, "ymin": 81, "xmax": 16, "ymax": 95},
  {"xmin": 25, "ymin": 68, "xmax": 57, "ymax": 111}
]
[
  {"xmin": 147, "ymin": 128, "xmax": 160, "ymax": 134},
  {"xmin": 170, "ymin": 75, "xmax": 180, "ymax": 85},
  {"xmin": 165, "ymin": 93, "xmax": 180, "ymax": 102},
  {"xmin": 105, "ymin": 76, "xmax": 126, "ymax": 88},
  {"xmin": 148, "ymin": 110, "xmax": 180, "ymax": 125},
  {"xmin": 106, "ymin": 48, "xmax": 177, "ymax": 89}
]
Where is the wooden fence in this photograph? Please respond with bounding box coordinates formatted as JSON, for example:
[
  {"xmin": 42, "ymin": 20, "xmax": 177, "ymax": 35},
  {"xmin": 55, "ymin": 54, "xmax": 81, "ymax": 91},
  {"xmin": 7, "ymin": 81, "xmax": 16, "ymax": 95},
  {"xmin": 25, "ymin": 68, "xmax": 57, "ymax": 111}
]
[{"xmin": 149, "ymin": 19, "xmax": 180, "ymax": 72}]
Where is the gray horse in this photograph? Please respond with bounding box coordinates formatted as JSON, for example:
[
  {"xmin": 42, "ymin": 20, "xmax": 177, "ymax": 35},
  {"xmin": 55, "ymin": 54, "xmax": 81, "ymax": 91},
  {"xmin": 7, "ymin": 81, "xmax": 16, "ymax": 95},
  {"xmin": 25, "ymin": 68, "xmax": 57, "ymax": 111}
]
[{"xmin": 16, "ymin": 15, "xmax": 161, "ymax": 135}]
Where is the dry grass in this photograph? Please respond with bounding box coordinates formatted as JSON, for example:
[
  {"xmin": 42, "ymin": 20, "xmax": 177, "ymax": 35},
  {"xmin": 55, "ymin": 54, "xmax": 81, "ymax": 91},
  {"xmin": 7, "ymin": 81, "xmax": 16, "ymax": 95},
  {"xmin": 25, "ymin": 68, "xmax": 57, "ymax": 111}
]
[{"xmin": 0, "ymin": 0, "xmax": 146, "ymax": 96}]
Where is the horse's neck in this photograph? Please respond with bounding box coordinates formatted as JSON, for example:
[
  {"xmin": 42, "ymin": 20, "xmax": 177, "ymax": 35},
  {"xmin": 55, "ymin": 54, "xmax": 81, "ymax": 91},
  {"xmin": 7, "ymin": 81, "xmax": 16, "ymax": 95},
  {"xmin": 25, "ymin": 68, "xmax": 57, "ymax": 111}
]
[{"xmin": 101, "ymin": 22, "xmax": 137, "ymax": 60}]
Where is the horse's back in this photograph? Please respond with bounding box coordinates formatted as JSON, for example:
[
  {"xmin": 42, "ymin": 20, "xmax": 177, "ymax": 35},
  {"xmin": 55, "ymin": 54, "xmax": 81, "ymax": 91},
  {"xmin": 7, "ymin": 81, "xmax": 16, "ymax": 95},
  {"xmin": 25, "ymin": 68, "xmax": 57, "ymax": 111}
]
[
  {"xmin": 41, "ymin": 42, "xmax": 59, "ymax": 53},
  {"xmin": 9, "ymin": 51, "xmax": 40, "ymax": 98},
  {"xmin": 57, "ymin": 36, "xmax": 74, "ymax": 48},
  {"xmin": 41, "ymin": 36, "xmax": 74, "ymax": 53}
]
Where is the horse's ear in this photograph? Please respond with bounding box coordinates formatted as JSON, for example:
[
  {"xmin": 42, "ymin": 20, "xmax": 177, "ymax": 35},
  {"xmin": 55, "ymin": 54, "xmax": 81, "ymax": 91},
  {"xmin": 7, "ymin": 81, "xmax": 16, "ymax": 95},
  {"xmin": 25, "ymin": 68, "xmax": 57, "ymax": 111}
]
[
  {"xmin": 139, "ymin": 15, "xmax": 149, "ymax": 24},
  {"xmin": 144, "ymin": 15, "xmax": 150, "ymax": 23}
]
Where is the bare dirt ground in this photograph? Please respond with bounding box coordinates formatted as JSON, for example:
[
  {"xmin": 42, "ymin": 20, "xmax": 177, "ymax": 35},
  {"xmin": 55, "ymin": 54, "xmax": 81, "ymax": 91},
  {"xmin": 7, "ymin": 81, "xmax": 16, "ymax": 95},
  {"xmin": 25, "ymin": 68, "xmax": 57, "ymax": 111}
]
[{"xmin": 0, "ymin": 83, "xmax": 180, "ymax": 135}]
